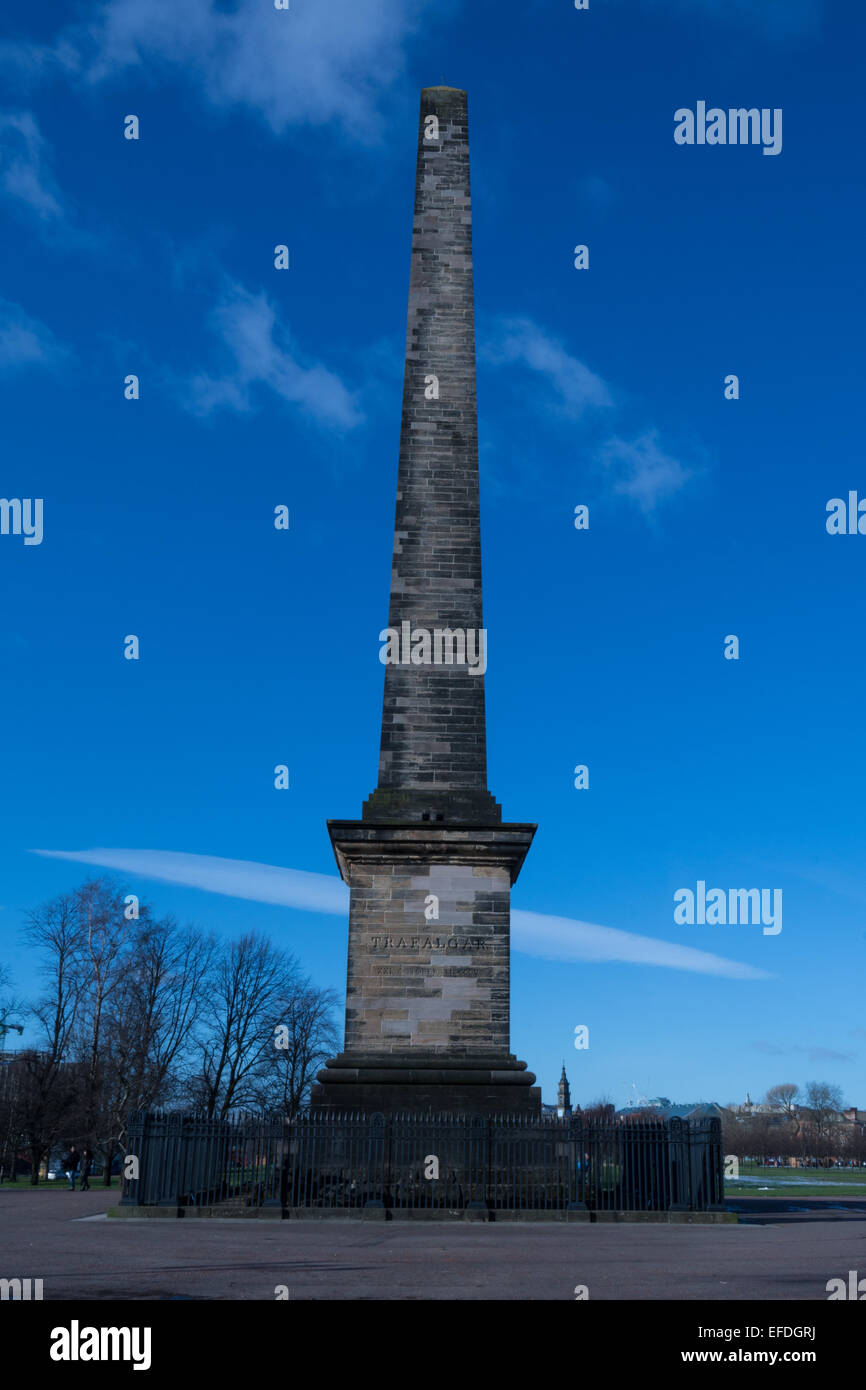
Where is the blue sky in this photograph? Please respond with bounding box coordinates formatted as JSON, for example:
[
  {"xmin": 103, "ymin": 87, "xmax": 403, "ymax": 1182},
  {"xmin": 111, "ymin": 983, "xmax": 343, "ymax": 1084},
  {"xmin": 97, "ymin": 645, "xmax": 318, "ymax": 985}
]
[{"xmin": 1, "ymin": 0, "xmax": 864, "ymax": 1111}]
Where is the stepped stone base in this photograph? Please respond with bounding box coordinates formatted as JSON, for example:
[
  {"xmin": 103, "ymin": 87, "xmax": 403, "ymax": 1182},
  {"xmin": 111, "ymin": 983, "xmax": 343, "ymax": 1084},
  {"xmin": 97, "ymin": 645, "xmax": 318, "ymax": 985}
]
[{"xmin": 311, "ymin": 1052, "xmax": 541, "ymax": 1114}]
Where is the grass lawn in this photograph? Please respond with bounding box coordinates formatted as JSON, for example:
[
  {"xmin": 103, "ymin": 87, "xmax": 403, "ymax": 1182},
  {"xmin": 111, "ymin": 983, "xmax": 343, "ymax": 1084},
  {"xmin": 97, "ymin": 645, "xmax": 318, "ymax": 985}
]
[
  {"xmin": 5, "ymin": 1165, "xmax": 865, "ymax": 1202},
  {"xmin": 725, "ymin": 1163, "xmax": 866, "ymax": 1198},
  {"xmin": 0, "ymin": 1176, "xmax": 122, "ymax": 1192}
]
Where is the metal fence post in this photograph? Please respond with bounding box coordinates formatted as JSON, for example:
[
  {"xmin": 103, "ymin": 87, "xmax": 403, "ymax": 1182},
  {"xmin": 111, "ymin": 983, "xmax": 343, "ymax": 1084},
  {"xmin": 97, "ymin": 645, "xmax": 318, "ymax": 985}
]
[
  {"xmin": 567, "ymin": 1115, "xmax": 587, "ymax": 1210},
  {"xmin": 466, "ymin": 1114, "xmax": 488, "ymax": 1212},
  {"xmin": 667, "ymin": 1116, "xmax": 690, "ymax": 1211},
  {"xmin": 364, "ymin": 1112, "xmax": 386, "ymax": 1208},
  {"xmin": 119, "ymin": 1111, "xmax": 144, "ymax": 1205}
]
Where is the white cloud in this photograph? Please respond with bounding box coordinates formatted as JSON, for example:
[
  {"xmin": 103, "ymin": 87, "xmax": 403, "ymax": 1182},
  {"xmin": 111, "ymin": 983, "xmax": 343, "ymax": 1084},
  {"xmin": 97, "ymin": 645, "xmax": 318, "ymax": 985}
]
[
  {"xmin": 1, "ymin": 0, "xmax": 425, "ymax": 140},
  {"xmin": 598, "ymin": 428, "xmax": 692, "ymax": 515},
  {"xmin": 0, "ymin": 111, "xmax": 64, "ymax": 220},
  {"xmin": 33, "ymin": 847, "xmax": 769, "ymax": 979},
  {"xmin": 0, "ymin": 298, "xmax": 66, "ymax": 371},
  {"xmin": 32, "ymin": 848, "xmax": 348, "ymax": 915},
  {"xmin": 482, "ymin": 317, "xmax": 613, "ymax": 419},
  {"xmin": 512, "ymin": 910, "xmax": 768, "ymax": 979},
  {"xmin": 185, "ymin": 282, "xmax": 362, "ymax": 429},
  {"xmin": 0, "ymin": 37, "xmax": 81, "ymax": 85},
  {"xmin": 482, "ymin": 318, "xmax": 694, "ymax": 517},
  {"xmin": 753, "ymin": 1040, "xmax": 854, "ymax": 1062}
]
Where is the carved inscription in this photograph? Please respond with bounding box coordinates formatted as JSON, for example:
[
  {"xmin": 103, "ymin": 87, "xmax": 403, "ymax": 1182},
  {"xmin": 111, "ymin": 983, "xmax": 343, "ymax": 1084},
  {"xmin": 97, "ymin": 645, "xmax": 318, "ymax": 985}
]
[{"xmin": 368, "ymin": 935, "xmax": 487, "ymax": 951}]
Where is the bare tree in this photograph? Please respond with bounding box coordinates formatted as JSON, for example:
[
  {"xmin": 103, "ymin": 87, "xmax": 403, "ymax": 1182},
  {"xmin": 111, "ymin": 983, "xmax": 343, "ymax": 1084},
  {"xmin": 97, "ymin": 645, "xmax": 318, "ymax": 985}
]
[
  {"xmin": 10, "ymin": 882, "xmax": 341, "ymax": 1173},
  {"xmin": 765, "ymin": 1083, "xmax": 800, "ymax": 1122},
  {"xmin": 18, "ymin": 890, "xmax": 88, "ymax": 1181},
  {"xmin": 746, "ymin": 1115, "xmax": 774, "ymax": 1163},
  {"xmin": 720, "ymin": 1108, "xmax": 744, "ymax": 1162},
  {"xmin": 99, "ymin": 916, "xmax": 215, "ymax": 1180},
  {"xmin": 0, "ymin": 964, "xmax": 24, "ymax": 1047},
  {"xmin": 253, "ymin": 978, "xmax": 339, "ymax": 1116},
  {"xmin": 107, "ymin": 919, "xmax": 214, "ymax": 1125},
  {"xmin": 578, "ymin": 1096, "xmax": 617, "ymax": 1123},
  {"xmin": 0, "ymin": 967, "xmax": 26, "ymax": 1180},
  {"xmin": 69, "ymin": 880, "xmax": 139, "ymax": 1174},
  {"xmin": 804, "ymin": 1081, "xmax": 845, "ymax": 1160},
  {"xmin": 187, "ymin": 933, "xmax": 307, "ymax": 1119},
  {"xmin": 11, "ymin": 1051, "xmax": 84, "ymax": 1184}
]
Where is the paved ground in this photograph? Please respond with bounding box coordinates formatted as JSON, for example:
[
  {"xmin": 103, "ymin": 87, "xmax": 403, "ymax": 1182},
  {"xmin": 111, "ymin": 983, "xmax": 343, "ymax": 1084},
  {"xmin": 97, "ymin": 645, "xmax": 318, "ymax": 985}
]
[{"xmin": 1, "ymin": 1190, "xmax": 863, "ymax": 1300}]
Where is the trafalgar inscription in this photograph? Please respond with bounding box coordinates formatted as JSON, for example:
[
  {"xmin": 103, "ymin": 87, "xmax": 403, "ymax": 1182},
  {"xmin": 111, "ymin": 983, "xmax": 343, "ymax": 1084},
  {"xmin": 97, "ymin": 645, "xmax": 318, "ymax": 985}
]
[{"xmin": 367, "ymin": 934, "xmax": 489, "ymax": 951}]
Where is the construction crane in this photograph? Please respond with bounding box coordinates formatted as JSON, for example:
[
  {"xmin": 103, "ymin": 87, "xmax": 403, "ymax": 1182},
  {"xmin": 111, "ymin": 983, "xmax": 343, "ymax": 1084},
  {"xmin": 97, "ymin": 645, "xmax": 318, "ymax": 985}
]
[{"xmin": 0, "ymin": 1008, "xmax": 24, "ymax": 1047}]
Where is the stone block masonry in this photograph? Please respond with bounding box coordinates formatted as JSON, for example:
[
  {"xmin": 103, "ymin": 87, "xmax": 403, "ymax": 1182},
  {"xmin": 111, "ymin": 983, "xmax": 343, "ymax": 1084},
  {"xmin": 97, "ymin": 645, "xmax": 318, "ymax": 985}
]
[
  {"xmin": 346, "ymin": 863, "xmax": 510, "ymax": 1052},
  {"xmin": 369, "ymin": 85, "xmax": 491, "ymax": 818},
  {"xmin": 313, "ymin": 89, "xmax": 539, "ymax": 1114}
]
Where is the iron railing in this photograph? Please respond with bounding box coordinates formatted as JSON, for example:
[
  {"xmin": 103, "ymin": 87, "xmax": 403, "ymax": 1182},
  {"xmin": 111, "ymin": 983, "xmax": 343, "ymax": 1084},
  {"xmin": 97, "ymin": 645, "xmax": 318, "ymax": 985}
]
[{"xmin": 121, "ymin": 1110, "xmax": 724, "ymax": 1213}]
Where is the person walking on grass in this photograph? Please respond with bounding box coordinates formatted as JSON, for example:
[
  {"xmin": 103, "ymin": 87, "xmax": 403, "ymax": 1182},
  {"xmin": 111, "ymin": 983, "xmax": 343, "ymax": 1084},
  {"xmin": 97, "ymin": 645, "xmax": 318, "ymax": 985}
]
[
  {"xmin": 62, "ymin": 1146, "xmax": 79, "ymax": 1191},
  {"xmin": 80, "ymin": 1147, "xmax": 93, "ymax": 1192}
]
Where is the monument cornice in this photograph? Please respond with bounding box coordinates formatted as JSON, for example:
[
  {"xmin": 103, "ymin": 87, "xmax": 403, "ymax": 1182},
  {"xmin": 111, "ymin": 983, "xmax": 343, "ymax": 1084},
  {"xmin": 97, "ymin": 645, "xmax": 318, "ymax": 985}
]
[{"xmin": 327, "ymin": 819, "xmax": 536, "ymax": 885}]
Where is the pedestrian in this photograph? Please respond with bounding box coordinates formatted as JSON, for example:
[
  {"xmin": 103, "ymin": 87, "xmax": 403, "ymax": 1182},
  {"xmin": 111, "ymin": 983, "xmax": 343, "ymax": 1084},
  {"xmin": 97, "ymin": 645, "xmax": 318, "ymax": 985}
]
[
  {"xmin": 62, "ymin": 1146, "xmax": 79, "ymax": 1191},
  {"xmin": 80, "ymin": 1147, "xmax": 93, "ymax": 1192}
]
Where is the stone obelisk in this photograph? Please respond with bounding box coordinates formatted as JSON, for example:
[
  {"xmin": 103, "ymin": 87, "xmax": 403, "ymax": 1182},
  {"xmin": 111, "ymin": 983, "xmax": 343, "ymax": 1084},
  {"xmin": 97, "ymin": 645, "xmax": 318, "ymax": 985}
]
[{"xmin": 312, "ymin": 87, "xmax": 539, "ymax": 1113}]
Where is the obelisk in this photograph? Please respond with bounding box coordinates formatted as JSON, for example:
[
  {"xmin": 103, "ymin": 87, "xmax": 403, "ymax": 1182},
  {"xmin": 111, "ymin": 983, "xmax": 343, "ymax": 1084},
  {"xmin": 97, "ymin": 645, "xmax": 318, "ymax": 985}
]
[{"xmin": 312, "ymin": 87, "xmax": 539, "ymax": 1113}]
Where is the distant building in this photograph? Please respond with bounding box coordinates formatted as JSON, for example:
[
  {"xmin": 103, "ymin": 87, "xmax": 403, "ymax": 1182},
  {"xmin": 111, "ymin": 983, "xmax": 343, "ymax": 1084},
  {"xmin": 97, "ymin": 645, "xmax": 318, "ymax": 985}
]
[
  {"xmin": 541, "ymin": 1064, "xmax": 573, "ymax": 1118},
  {"xmin": 542, "ymin": 1077, "xmax": 726, "ymax": 1122},
  {"xmin": 730, "ymin": 1093, "xmax": 778, "ymax": 1119},
  {"xmin": 617, "ymin": 1096, "xmax": 725, "ymax": 1121}
]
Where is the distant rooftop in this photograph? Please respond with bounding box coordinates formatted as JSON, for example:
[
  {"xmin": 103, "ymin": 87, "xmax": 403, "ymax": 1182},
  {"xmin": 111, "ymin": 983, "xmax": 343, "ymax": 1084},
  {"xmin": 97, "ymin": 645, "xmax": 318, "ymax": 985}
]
[{"xmin": 617, "ymin": 1098, "xmax": 724, "ymax": 1120}]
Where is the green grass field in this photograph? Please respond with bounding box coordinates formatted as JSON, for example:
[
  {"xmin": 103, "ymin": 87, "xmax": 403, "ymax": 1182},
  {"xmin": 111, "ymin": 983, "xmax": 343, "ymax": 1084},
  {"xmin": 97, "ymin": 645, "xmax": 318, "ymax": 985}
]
[
  {"xmin": 4, "ymin": 1164, "xmax": 866, "ymax": 1202},
  {"xmin": 0, "ymin": 1176, "xmax": 121, "ymax": 1192},
  {"xmin": 725, "ymin": 1163, "xmax": 866, "ymax": 1198}
]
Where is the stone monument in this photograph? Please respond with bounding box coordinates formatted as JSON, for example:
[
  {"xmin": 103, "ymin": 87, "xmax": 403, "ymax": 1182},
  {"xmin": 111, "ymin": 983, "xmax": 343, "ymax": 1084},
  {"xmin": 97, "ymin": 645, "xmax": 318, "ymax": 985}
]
[{"xmin": 312, "ymin": 87, "xmax": 540, "ymax": 1113}]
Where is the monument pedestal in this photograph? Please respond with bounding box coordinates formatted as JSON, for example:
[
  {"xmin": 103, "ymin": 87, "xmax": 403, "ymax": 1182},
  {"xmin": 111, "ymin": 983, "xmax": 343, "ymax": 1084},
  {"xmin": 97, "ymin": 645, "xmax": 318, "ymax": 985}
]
[{"xmin": 311, "ymin": 819, "xmax": 539, "ymax": 1115}]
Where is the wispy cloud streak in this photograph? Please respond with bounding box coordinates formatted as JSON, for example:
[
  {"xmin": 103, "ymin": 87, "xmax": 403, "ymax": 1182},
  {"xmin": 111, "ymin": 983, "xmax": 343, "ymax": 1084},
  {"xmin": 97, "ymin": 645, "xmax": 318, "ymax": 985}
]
[
  {"xmin": 0, "ymin": 111, "xmax": 64, "ymax": 220},
  {"xmin": 599, "ymin": 429, "xmax": 693, "ymax": 516},
  {"xmin": 32, "ymin": 847, "xmax": 348, "ymax": 914},
  {"xmin": 0, "ymin": 298, "xmax": 67, "ymax": 371},
  {"xmin": 0, "ymin": 0, "xmax": 426, "ymax": 140},
  {"xmin": 184, "ymin": 282, "xmax": 362, "ymax": 429},
  {"xmin": 33, "ymin": 847, "xmax": 769, "ymax": 980},
  {"xmin": 481, "ymin": 318, "xmax": 613, "ymax": 420},
  {"xmin": 481, "ymin": 317, "xmax": 696, "ymax": 514}
]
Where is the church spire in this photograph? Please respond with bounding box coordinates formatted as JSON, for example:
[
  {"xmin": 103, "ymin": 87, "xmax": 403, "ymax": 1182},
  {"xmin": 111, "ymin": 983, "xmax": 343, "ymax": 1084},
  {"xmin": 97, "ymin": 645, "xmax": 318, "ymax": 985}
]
[{"xmin": 557, "ymin": 1063, "xmax": 572, "ymax": 1116}]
